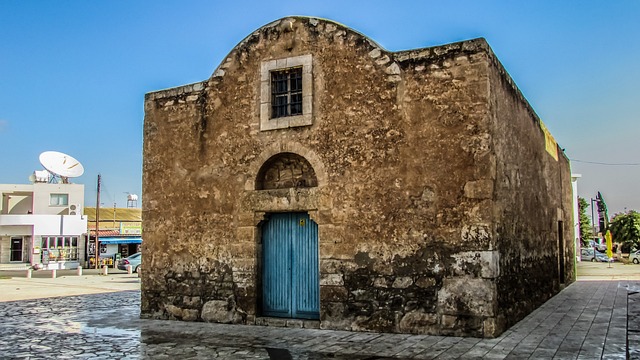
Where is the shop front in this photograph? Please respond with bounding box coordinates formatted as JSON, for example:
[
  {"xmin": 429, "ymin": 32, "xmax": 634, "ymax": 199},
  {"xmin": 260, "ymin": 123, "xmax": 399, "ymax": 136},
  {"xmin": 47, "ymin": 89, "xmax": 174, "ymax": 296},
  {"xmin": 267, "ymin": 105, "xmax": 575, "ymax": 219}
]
[{"xmin": 88, "ymin": 237, "xmax": 141, "ymax": 268}]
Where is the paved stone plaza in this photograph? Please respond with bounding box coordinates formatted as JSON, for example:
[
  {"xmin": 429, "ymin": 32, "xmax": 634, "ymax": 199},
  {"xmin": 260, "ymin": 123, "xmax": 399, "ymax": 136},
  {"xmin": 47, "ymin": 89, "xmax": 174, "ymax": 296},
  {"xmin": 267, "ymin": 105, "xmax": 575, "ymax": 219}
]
[{"xmin": 1, "ymin": 280, "xmax": 639, "ymax": 359}]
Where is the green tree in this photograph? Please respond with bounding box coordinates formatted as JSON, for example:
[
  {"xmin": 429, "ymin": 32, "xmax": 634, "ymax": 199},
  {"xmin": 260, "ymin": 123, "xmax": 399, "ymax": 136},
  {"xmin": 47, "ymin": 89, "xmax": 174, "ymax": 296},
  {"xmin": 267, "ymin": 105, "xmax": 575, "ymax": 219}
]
[
  {"xmin": 609, "ymin": 210, "xmax": 640, "ymax": 251},
  {"xmin": 578, "ymin": 197, "xmax": 593, "ymax": 245}
]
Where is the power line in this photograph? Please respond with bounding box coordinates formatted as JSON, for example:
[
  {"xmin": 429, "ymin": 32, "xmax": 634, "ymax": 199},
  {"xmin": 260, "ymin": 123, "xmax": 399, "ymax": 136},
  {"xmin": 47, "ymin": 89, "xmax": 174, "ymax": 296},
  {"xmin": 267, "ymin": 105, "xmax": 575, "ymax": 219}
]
[{"xmin": 571, "ymin": 159, "xmax": 640, "ymax": 166}]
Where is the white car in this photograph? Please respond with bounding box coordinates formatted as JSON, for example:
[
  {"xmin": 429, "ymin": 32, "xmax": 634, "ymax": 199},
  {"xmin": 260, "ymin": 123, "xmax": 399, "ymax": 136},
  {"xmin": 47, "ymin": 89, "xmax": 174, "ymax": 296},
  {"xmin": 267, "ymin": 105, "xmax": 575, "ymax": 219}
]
[{"xmin": 630, "ymin": 250, "xmax": 640, "ymax": 264}]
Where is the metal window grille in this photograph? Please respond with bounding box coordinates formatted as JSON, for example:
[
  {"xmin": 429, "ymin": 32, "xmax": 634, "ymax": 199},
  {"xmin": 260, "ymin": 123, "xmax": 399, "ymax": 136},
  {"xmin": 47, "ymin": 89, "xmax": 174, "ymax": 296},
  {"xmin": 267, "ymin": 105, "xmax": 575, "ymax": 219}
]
[
  {"xmin": 41, "ymin": 236, "xmax": 79, "ymax": 261},
  {"xmin": 271, "ymin": 67, "xmax": 303, "ymax": 118}
]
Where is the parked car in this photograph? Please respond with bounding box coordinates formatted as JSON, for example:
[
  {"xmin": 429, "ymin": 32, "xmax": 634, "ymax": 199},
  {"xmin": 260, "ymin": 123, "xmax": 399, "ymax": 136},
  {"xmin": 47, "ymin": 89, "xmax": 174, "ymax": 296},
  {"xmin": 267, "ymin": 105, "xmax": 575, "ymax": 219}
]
[
  {"xmin": 117, "ymin": 252, "xmax": 142, "ymax": 272},
  {"xmin": 589, "ymin": 240, "xmax": 607, "ymax": 252},
  {"xmin": 629, "ymin": 250, "xmax": 640, "ymax": 264},
  {"xmin": 581, "ymin": 248, "xmax": 610, "ymax": 262}
]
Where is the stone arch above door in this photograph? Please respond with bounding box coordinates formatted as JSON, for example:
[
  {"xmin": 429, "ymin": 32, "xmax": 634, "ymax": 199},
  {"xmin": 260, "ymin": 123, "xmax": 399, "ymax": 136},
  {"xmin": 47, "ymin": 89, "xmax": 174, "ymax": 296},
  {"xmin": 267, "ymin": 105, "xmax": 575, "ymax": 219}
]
[
  {"xmin": 256, "ymin": 153, "xmax": 318, "ymax": 190},
  {"xmin": 245, "ymin": 142, "xmax": 327, "ymax": 190}
]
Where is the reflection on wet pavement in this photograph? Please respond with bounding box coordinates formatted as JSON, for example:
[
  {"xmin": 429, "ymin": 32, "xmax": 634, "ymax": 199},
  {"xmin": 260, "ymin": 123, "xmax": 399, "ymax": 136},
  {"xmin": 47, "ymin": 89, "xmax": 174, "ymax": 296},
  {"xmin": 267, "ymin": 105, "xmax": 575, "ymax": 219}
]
[
  {"xmin": 0, "ymin": 291, "xmax": 389, "ymax": 359},
  {"xmin": 0, "ymin": 282, "xmax": 634, "ymax": 359}
]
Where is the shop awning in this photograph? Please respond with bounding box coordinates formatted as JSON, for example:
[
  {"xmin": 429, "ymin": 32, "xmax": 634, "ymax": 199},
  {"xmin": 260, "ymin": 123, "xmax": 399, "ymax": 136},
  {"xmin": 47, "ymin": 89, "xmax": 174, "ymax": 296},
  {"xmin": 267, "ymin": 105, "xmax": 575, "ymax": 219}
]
[{"xmin": 98, "ymin": 237, "xmax": 142, "ymax": 244}]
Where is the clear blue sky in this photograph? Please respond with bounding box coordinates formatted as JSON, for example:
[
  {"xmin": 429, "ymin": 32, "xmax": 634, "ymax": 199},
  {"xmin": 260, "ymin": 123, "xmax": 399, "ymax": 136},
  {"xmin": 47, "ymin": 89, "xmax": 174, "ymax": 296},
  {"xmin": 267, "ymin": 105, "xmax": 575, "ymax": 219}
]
[{"xmin": 1, "ymin": 1, "xmax": 639, "ymax": 217}]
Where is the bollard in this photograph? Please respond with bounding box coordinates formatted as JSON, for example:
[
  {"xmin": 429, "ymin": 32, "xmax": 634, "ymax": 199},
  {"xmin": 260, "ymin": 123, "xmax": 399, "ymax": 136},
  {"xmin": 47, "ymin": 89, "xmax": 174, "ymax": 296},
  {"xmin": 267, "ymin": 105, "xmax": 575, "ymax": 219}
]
[
  {"xmin": 127, "ymin": 265, "xmax": 132, "ymax": 275},
  {"xmin": 26, "ymin": 269, "xmax": 32, "ymax": 279},
  {"xmin": 102, "ymin": 265, "xmax": 108, "ymax": 276},
  {"xmin": 77, "ymin": 266, "xmax": 83, "ymax": 276},
  {"xmin": 51, "ymin": 269, "xmax": 57, "ymax": 278},
  {"xmin": 137, "ymin": 267, "xmax": 141, "ymax": 278}
]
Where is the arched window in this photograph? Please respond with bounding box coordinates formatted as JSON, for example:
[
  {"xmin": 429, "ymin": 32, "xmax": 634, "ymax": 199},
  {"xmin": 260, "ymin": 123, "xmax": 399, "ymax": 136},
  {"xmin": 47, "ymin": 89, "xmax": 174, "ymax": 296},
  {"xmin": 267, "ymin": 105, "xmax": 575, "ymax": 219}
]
[{"xmin": 256, "ymin": 152, "xmax": 318, "ymax": 190}]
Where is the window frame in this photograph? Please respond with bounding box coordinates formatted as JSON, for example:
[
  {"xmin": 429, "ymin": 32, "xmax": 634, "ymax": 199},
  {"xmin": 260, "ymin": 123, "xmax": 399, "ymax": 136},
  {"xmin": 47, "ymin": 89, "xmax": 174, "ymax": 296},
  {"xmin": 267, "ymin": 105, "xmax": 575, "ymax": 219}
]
[
  {"xmin": 260, "ymin": 54, "xmax": 312, "ymax": 131},
  {"xmin": 49, "ymin": 193, "xmax": 69, "ymax": 206}
]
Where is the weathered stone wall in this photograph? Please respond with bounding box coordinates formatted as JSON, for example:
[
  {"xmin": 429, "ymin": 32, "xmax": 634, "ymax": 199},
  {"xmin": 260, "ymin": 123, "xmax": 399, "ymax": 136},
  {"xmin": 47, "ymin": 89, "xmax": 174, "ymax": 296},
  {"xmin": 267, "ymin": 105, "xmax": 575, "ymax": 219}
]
[
  {"xmin": 487, "ymin": 58, "xmax": 575, "ymax": 331},
  {"xmin": 142, "ymin": 16, "xmax": 573, "ymax": 338}
]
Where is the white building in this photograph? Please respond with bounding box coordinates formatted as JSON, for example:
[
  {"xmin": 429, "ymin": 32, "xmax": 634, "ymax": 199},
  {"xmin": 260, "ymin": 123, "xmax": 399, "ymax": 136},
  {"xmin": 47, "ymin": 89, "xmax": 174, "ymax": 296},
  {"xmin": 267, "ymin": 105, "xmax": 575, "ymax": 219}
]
[{"xmin": 0, "ymin": 183, "xmax": 87, "ymax": 269}]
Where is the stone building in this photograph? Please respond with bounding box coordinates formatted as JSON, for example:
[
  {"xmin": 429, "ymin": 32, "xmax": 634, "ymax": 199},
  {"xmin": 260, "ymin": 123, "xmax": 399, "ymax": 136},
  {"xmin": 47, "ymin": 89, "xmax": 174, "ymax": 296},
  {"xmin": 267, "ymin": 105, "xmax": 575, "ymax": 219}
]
[{"xmin": 141, "ymin": 17, "xmax": 574, "ymax": 338}]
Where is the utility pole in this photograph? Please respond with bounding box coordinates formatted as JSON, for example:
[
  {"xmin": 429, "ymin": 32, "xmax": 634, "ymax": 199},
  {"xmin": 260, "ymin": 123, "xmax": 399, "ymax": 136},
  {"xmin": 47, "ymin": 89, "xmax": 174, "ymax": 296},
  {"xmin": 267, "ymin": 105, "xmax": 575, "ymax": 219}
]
[{"xmin": 95, "ymin": 174, "xmax": 101, "ymax": 269}]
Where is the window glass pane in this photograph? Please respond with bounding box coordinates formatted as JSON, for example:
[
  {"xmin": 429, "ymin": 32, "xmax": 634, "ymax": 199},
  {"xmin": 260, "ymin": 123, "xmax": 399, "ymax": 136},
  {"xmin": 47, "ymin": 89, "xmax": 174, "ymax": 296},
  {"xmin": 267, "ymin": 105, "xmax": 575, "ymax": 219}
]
[
  {"xmin": 42, "ymin": 237, "xmax": 48, "ymax": 249},
  {"xmin": 57, "ymin": 237, "xmax": 63, "ymax": 248},
  {"xmin": 290, "ymin": 69, "xmax": 302, "ymax": 91},
  {"xmin": 277, "ymin": 79, "xmax": 287, "ymax": 93},
  {"xmin": 50, "ymin": 194, "xmax": 69, "ymax": 206},
  {"xmin": 270, "ymin": 67, "xmax": 304, "ymax": 119},
  {"xmin": 49, "ymin": 237, "xmax": 55, "ymax": 248},
  {"xmin": 72, "ymin": 237, "xmax": 78, "ymax": 247},
  {"xmin": 64, "ymin": 237, "xmax": 71, "ymax": 247}
]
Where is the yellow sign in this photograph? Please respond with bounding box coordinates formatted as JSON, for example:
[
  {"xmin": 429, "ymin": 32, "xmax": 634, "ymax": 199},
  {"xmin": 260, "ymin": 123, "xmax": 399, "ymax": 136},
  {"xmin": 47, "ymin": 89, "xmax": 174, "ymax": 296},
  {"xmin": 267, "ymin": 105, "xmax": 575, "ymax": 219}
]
[
  {"xmin": 120, "ymin": 222, "xmax": 142, "ymax": 235},
  {"xmin": 540, "ymin": 121, "xmax": 558, "ymax": 161},
  {"xmin": 605, "ymin": 230, "xmax": 613, "ymax": 259}
]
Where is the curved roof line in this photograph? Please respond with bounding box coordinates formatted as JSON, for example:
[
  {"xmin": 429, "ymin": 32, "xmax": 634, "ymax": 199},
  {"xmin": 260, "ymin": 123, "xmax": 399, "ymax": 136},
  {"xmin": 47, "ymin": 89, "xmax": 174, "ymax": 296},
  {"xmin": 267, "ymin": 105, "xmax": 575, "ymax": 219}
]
[{"xmin": 210, "ymin": 16, "xmax": 386, "ymax": 79}]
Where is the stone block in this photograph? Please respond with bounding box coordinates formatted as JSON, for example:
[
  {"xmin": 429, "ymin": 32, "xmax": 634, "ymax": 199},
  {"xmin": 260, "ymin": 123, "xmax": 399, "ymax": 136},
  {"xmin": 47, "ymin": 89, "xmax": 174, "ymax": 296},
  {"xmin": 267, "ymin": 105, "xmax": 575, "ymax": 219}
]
[
  {"xmin": 182, "ymin": 296, "xmax": 201, "ymax": 308},
  {"xmin": 483, "ymin": 316, "xmax": 506, "ymax": 338},
  {"xmin": 385, "ymin": 63, "xmax": 401, "ymax": 75},
  {"xmin": 286, "ymin": 319, "xmax": 304, "ymax": 328},
  {"xmin": 201, "ymin": 300, "xmax": 230, "ymax": 323},
  {"xmin": 263, "ymin": 317, "xmax": 288, "ymax": 327},
  {"xmin": 303, "ymin": 320, "xmax": 321, "ymax": 329},
  {"xmin": 373, "ymin": 277, "xmax": 389, "ymax": 288},
  {"xmin": 415, "ymin": 277, "xmax": 436, "ymax": 288},
  {"xmin": 398, "ymin": 311, "xmax": 439, "ymax": 334},
  {"xmin": 319, "ymin": 259, "xmax": 356, "ymax": 274},
  {"xmin": 320, "ymin": 273, "xmax": 344, "ymax": 286},
  {"xmin": 231, "ymin": 258, "xmax": 256, "ymax": 273},
  {"xmin": 320, "ymin": 319, "xmax": 353, "ymax": 331},
  {"xmin": 182, "ymin": 309, "xmax": 199, "ymax": 321},
  {"xmin": 392, "ymin": 277, "xmax": 413, "ymax": 289},
  {"xmin": 232, "ymin": 271, "xmax": 255, "ymax": 286},
  {"xmin": 164, "ymin": 304, "xmax": 183, "ymax": 319}
]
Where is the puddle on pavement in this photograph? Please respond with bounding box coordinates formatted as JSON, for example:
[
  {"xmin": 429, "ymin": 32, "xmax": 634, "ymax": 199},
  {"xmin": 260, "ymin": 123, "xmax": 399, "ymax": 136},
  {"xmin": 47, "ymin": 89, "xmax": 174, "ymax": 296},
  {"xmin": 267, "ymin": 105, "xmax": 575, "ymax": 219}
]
[{"xmin": 81, "ymin": 325, "xmax": 140, "ymax": 338}]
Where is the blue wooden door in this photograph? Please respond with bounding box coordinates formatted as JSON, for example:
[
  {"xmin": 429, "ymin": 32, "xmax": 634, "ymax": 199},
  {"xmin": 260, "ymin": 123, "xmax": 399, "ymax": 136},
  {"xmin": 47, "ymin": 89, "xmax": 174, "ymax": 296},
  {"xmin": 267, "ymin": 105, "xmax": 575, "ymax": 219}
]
[{"xmin": 262, "ymin": 212, "xmax": 319, "ymax": 319}]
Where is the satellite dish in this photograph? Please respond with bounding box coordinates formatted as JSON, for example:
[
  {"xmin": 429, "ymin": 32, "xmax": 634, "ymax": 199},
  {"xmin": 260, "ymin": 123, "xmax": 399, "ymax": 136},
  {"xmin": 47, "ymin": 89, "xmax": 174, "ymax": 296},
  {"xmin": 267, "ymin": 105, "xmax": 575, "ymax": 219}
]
[
  {"xmin": 29, "ymin": 170, "xmax": 51, "ymax": 183},
  {"xmin": 39, "ymin": 151, "xmax": 84, "ymax": 183}
]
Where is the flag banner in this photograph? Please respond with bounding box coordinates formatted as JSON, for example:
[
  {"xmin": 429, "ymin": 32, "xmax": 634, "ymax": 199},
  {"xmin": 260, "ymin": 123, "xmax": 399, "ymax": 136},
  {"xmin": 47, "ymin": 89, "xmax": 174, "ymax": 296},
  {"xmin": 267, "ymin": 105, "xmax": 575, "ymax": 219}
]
[
  {"xmin": 596, "ymin": 192, "xmax": 610, "ymax": 232},
  {"xmin": 605, "ymin": 230, "xmax": 613, "ymax": 259}
]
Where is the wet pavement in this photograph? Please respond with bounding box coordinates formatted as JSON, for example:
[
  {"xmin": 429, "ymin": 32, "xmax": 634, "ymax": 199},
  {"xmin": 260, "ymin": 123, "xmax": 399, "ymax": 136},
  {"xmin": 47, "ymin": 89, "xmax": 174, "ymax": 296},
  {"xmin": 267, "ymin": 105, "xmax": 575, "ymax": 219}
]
[{"xmin": 1, "ymin": 281, "xmax": 639, "ymax": 359}]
